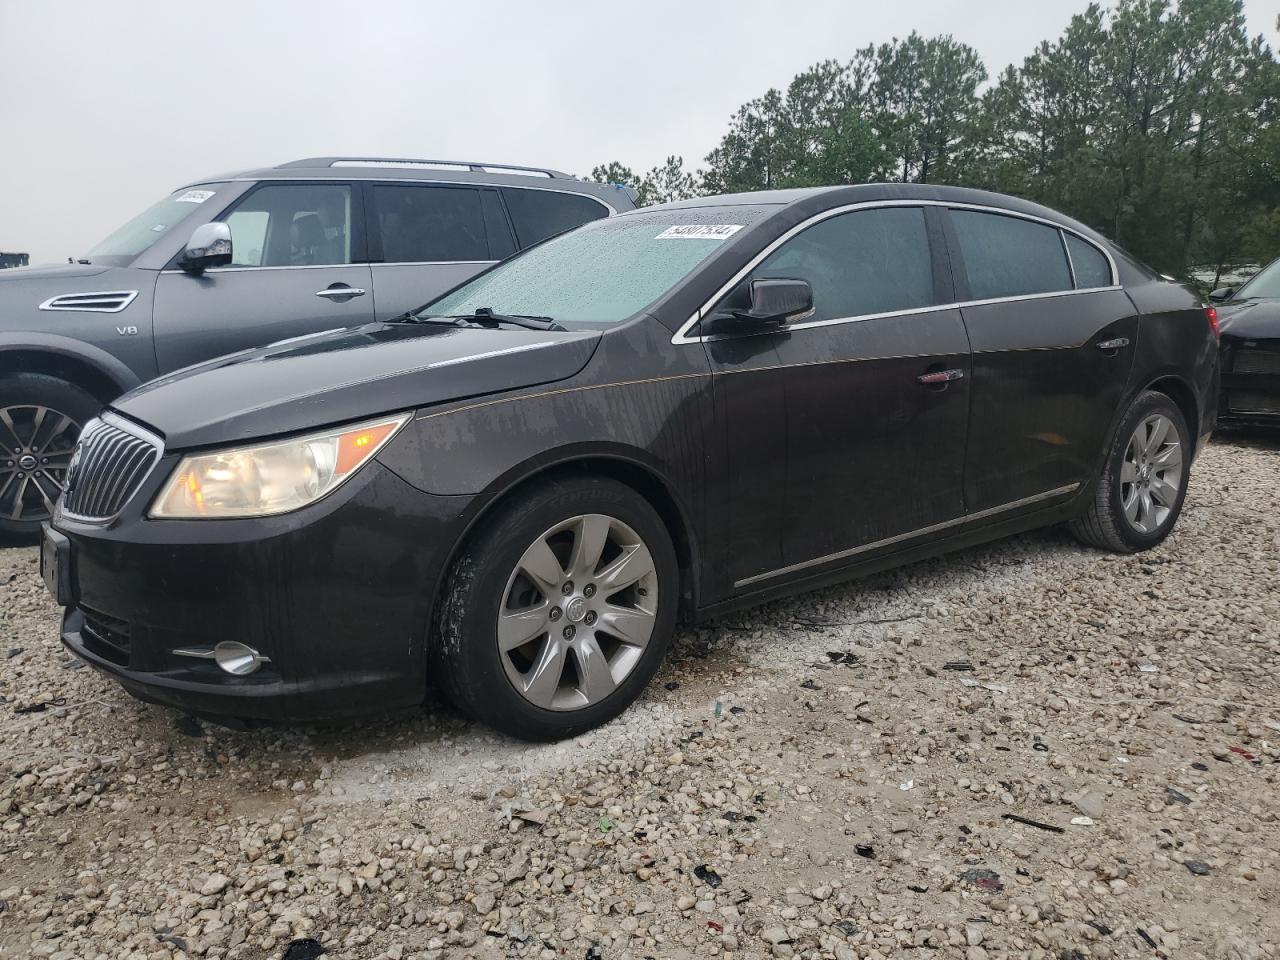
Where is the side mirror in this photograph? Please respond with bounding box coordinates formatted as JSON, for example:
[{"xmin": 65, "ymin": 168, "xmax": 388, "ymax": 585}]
[
  {"xmin": 1208, "ymin": 286, "xmax": 1234, "ymax": 303},
  {"xmin": 178, "ymin": 222, "xmax": 232, "ymax": 274},
  {"xmin": 715, "ymin": 278, "xmax": 813, "ymax": 332}
]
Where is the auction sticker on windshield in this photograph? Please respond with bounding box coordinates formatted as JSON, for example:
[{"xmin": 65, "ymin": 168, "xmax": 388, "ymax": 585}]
[
  {"xmin": 654, "ymin": 224, "xmax": 743, "ymax": 240},
  {"xmin": 175, "ymin": 189, "xmax": 216, "ymax": 204}
]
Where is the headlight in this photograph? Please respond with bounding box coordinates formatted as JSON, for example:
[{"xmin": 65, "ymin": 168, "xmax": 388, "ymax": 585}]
[{"xmin": 150, "ymin": 413, "xmax": 410, "ymax": 519}]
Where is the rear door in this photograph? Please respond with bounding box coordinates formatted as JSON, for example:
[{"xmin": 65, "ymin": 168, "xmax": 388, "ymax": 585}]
[
  {"xmin": 703, "ymin": 204, "xmax": 971, "ymax": 589},
  {"xmin": 944, "ymin": 207, "xmax": 1138, "ymax": 511},
  {"xmin": 153, "ymin": 181, "xmax": 373, "ymax": 372},
  {"xmin": 364, "ymin": 183, "xmax": 516, "ymax": 321}
]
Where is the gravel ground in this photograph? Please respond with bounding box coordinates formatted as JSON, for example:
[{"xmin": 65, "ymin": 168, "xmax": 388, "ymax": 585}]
[{"xmin": 1, "ymin": 435, "xmax": 1278, "ymax": 960}]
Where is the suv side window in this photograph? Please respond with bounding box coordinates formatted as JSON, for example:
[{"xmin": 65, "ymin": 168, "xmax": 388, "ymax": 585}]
[
  {"xmin": 501, "ymin": 188, "xmax": 609, "ymax": 248},
  {"xmin": 1064, "ymin": 233, "xmax": 1113, "ymax": 289},
  {"xmin": 748, "ymin": 206, "xmax": 938, "ymax": 323},
  {"xmin": 221, "ymin": 184, "xmax": 353, "ymax": 267},
  {"xmin": 951, "ymin": 210, "xmax": 1072, "ymax": 300},
  {"xmin": 371, "ymin": 184, "xmax": 499, "ymax": 263}
]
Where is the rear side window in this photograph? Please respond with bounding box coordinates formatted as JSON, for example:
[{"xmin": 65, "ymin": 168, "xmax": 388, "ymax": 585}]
[
  {"xmin": 372, "ymin": 185, "xmax": 492, "ymax": 263},
  {"xmin": 951, "ymin": 210, "xmax": 1072, "ymax": 300},
  {"xmin": 502, "ymin": 189, "xmax": 609, "ymax": 247},
  {"xmin": 749, "ymin": 206, "xmax": 938, "ymax": 322},
  {"xmin": 1065, "ymin": 233, "xmax": 1113, "ymax": 289}
]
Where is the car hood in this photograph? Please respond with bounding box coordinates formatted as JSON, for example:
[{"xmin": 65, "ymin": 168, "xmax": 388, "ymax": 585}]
[
  {"xmin": 113, "ymin": 322, "xmax": 602, "ymax": 449},
  {"xmin": 1219, "ymin": 299, "xmax": 1280, "ymax": 340},
  {"xmin": 0, "ymin": 262, "xmax": 112, "ymax": 284}
]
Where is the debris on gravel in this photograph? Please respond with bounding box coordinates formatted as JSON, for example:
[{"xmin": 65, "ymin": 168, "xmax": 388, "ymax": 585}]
[{"xmin": 1, "ymin": 436, "xmax": 1278, "ymax": 959}]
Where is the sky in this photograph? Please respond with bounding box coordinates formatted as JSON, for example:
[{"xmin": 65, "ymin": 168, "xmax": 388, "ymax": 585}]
[{"xmin": 2, "ymin": 0, "xmax": 1278, "ymax": 266}]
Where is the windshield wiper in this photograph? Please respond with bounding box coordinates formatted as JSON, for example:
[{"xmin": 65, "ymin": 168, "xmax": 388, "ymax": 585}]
[{"xmin": 394, "ymin": 307, "xmax": 565, "ymax": 332}]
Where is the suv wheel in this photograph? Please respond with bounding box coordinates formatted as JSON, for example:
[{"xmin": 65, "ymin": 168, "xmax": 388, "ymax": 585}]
[
  {"xmin": 0, "ymin": 373, "xmax": 100, "ymax": 543},
  {"xmin": 435, "ymin": 476, "xmax": 678, "ymax": 741},
  {"xmin": 1069, "ymin": 390, "xmax": 1191, "ymax": 553}
]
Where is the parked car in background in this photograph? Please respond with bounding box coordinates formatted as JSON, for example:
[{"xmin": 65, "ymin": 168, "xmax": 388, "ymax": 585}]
[
  {"xmin": 0, "ymin": 157, "xmax": 632, "ymax": 539},
  {"xmin": 1210, "ymin": 257, "xmax": 1280, "ymax": 427},
  {"xmin": 42, "ymin": 184, "xmax": 1218, "ymax": 740}
]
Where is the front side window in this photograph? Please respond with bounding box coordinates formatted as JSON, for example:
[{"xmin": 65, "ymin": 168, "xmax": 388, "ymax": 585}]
[
  {"xmin": 746, "ymin": 206, "xmax": 938, "ymax": 323},
  {"xmin": 502, "ymin": 188, "xmax": 610, "ymax": 247},
  {"xmin": 1065, "ymin": 233, "xmax": 1113, "ymax": 289},
  {"xmin": 426, "ymin": 208, "xmax": 770, "ymax": 326},
  {"xmin": 951, "ymin": 210, "xmax": 1072, "ymax": 300},
  {"xmin": 371, "ymin": 185, "xmax": 495, "ymax": 263},
  {"xmin": 221, "ymin": 184, "xmax": 352, "ymax": 267},
  {"xmin": 1235, "ymin": 257, "xmax": 1280, "ymax": 299},
  {"xmin": 84, "ymin": 187, "xmax": 223, "ymax": 266}
]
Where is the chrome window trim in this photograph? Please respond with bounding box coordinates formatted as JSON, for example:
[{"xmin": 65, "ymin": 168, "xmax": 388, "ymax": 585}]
[
  {"xmin": 671, "ymin": 200, "xmax": 1119, "ymax": 345},
  {"xmin": 161, "ymin": 259, "xmax": 499, "ymax": 274},
  {"xmin": 59, "ymin": 412, "xmax": 166, "ymax": 526},
  {"xmin": 220, "ymin": 176, "xmax": 619, "ymax": 214},
  {"xmin": 1060, "ymin": 229, "xmax": 1078, "ymax": 289},
  {"xmin": 38, "ymin": 291, "xmax": 139, "ymax": 314},
  {"xmin": 733, "ymin": 482, "xmax": 1081, "ymax": 589}
]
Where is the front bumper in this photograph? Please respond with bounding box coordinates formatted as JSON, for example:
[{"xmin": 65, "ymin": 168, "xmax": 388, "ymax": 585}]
[
  {"xmin": 52, "ymin": 460, "xmax": 472, "ymax": 723},
  {"xmin": 1218, "ymin": 337, "xmax": 1280, "ymax": 428}
]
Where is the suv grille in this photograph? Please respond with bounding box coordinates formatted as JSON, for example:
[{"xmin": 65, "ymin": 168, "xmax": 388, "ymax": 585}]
[
  {"xmin": 62, "ymin": 417, "xmax": 161, "ymax": 520},
  {"xmin": 1232, "ymin": 348, "xmax": 1280, "ymax": 376}
]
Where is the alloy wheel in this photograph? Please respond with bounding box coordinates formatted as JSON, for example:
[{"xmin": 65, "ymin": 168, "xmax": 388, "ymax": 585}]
[
  {"xmin": 498, "ymin": 513, "xmax": 659, "ymax": 711},
  {"xmin": 1120, "ymin": 413, "xmax": 1182, "ymax": 535},
  {"xmin": 0, "ymin": 405, "xmax": 81, "ymax": 523}
]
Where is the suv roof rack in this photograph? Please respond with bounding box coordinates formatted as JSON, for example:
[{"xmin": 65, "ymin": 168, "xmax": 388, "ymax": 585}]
[{"xmin": 275, "ymin": 157, "xmax": 573, "ymax": 179}]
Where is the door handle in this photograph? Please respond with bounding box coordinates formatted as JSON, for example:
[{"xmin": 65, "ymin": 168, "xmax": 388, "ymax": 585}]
[
  {"xmin": 1096, "ymin": 337, "xmax": 1130, "ymax": 351},
  {"xmin": 315, "ymin": 284, "xmax": 366, "ymax": 301},
  {"xmin": 917, "ymin": 368, "xmax": 965, "ymax": 386}
]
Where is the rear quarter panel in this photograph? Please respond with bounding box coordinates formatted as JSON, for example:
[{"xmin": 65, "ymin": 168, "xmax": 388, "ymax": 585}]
[{"xmin": 1123, "ymin": 278, "xmax": 1218, "ymax": 449}]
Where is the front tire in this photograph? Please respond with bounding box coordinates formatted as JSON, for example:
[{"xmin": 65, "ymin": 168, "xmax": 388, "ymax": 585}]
[
  {"xmin": 1070, "ymin": 390, "xmax": 1191, "ymax": 553},
  {"xmin": 434, "ymin": 475, "xmax": 679, "ymax": 741},
  {"xmin": 0, "ymin": 374, "xmax": 100, "ymax": 544}
]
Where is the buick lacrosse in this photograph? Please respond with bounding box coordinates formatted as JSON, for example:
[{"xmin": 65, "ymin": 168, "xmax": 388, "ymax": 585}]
[{"xmin": 42, "ymin": 184, "xmax": 1219, "ymax": 740}]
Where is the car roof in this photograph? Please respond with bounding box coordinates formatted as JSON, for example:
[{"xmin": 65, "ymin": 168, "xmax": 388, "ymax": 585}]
[
  {"xmin": 182, "ymin": 157, "xmax": 635, "ymax": 210},
  {"xmin": 637, "ymin": 182, "xmax": 1107, "ymax": 242}
]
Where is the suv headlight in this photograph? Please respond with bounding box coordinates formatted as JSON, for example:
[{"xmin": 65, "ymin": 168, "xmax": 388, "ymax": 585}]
[{"xmin": 150, "ymin": 414, "xmax": 410, "ymax": 519}]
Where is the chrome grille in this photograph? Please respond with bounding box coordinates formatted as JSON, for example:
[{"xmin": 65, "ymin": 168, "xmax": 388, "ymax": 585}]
[
  {"xmin": 62, "ymin": 417, "xmax": 161, "ymax": 520},
  {"xmin": 1232, "ymin": 348, "xmax": 1280, "ymax": 376}
]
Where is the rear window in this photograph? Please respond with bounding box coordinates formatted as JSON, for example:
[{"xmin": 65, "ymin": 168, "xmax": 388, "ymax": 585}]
[
  {"xmin": 951, "ymin": 210, "xmax": 1073, "ymax": 300},
  {"xmin": 372, "ymin": 184, "xmax": 497, "ymax": 263},
  {"xmin": 1065, "ymin": 233, "xmax": 1113, "ymax": 289},
  {"xmin": 502, "ymin": 189, "xmax": 610, "ymax": 247}
]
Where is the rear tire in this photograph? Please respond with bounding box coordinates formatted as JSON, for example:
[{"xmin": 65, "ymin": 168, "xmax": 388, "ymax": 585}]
[
  {"xmin": 0, "ymin": 374, "xmax": 101, "ymax": 544},
  {"xmin": 1069, "ymin": 390, "xmax": 1191, "ymax": 553},
  {"xmin": 434, "ymin": 475, "xmax": 678, "ymax": 741}
]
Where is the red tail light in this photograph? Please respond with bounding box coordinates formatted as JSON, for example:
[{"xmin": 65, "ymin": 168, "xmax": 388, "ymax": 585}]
[{"xmin": 1205, "ymin": 305, "xmax": 1220, "ymax": 340}]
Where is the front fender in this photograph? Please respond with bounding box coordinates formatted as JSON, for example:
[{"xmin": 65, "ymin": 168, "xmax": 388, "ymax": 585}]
[{"xmin": 0, "ymin": 331, "xmax": 143, "ymax": 393}]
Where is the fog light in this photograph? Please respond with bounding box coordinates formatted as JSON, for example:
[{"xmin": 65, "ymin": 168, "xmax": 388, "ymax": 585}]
[{"xmin": 173, "ymin": 641, "xmax": 271, "ymax": 676}]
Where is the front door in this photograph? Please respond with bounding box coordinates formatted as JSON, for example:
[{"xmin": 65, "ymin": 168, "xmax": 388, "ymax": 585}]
[
  {"xmin": 153, "ymin": 182, "xmax": 374, "ymax": 372},
  {"xmin": 943, "ymin": 207, "xmax": 1138, "ymax": 511},
  {"xmin": 703, "ymin": 205, "xmax": 971, "ymax": 590}
]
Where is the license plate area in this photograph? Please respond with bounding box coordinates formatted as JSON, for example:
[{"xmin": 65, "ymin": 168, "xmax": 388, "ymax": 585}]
[{"xmin": 40, "ymin": 524, "xmax": 76, "ymax": 607}]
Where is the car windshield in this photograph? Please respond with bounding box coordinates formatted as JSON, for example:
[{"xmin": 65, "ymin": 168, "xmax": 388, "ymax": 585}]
[
  {"xmin": 1237, "ymin": 258, "xmax": 1280, "ymax": 299},
  {"xmin": 424, "ymin": 207, "xmax": 772, "ymax": 326},
  {"xmin": 84, "ymin": 186, "xmax": 223, "ymax": 266}
]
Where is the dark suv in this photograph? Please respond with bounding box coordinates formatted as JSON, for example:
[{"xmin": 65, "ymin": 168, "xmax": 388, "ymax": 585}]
[
  {"xmin": 44, "ymin": 184, "xmax": 1218, "ymax": 741},
  {"xmin": 0, "ymin": 157, "xmax": 632, "ymax": 538}
]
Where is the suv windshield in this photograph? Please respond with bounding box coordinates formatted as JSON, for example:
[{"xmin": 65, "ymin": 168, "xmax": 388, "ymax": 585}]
[
  {"xmin": 425, "ymin": 207, "xmax": 772, "ymax": 326},
  {"xmin": 1237, "ymin": 258, "xmax": 1280, "ymax": 299},
  {"xmin": 84, "ymin": 186, "xmax": 223, "ymax": 266}
]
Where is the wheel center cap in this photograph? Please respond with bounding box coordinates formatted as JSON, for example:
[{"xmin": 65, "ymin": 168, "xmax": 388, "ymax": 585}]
[
  {"xmin": 565, "ymin": 597, "xmax": 588, "ymax": 623},
  {"xmin": 17, "ymin": 454, "xmax": 37, "ymax": 471}
]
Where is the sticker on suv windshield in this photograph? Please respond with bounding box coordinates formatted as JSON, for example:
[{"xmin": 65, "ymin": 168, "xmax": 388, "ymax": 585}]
[
  {"xmin": 655, "ymin": 224, "xmax": 743, "ymax": 240},
  {"xmin": 175, "ymin": 189, "xmax": 216, "ymax": 204}
]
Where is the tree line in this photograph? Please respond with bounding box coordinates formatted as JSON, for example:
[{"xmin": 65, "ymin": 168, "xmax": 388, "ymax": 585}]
[{"xmin": 590, "ymin": 0, "xmax": 1280, "ymax": 282}]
